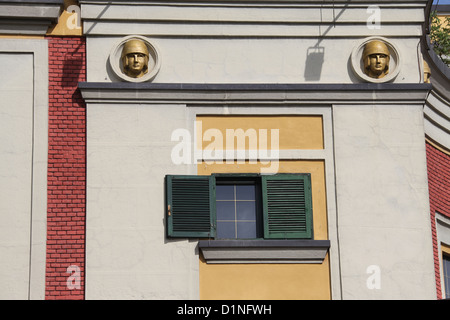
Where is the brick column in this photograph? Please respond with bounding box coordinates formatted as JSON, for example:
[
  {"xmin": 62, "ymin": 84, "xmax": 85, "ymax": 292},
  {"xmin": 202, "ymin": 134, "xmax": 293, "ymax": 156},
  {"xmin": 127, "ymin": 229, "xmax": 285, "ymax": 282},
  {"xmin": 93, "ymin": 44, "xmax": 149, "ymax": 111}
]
[
  {"xmin": 426, "ymin": 141, "xmax": 450, "ymax": 300},
  {"xmin": 46, "ymin": 36, "xmax": 86, "ymax": 300}
]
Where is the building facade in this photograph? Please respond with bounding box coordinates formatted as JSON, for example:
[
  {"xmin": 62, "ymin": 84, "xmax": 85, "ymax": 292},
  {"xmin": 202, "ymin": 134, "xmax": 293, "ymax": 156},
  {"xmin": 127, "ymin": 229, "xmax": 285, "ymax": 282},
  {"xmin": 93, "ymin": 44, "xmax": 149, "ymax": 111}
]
[
  {"xmin": 0, "ymin": 0, "xmax": 449, "ymax": 300},
  {"xmin": 423, "ymin": 3, "xmax": 450, "ymax": 300}
]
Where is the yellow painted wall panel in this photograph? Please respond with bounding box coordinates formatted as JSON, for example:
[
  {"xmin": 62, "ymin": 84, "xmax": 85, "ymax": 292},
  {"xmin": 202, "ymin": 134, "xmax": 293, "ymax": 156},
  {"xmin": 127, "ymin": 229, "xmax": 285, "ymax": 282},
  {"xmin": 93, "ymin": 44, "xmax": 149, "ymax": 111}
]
[
  {"xmin": 199, "ymin": 255, "xmax": 331, "ymax": 300},
  {"xmin": 197, "ymin": 115, "xmax": 324, "ymax": 150}
]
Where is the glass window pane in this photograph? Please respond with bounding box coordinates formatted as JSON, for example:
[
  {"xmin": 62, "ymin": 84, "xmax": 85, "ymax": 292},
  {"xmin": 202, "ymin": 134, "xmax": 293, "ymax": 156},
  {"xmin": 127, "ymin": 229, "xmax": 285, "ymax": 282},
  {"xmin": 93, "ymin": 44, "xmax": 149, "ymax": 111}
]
[
  {"xmin": 216, "ymin": 201, "xmax": 235, "ymax": 221},
  {"xmin": 216, "ymin": 185, "xmax": 235, "ymax": 200},
  {"xmin": 444, "ymin": 255, "xmax": 450, "ymax": 276},
  {"xmin": 236, "ymin": 201, "xmax": 256, "ymax": 221},
  {"xmin": 236, "ymin": 185, "xmax": 255, "ymax": 200},
  {"xmin": 217, "ymin": 221, "xmax": 235, "ymax": 239},
  {"xmin": 237, "ymin": 221, "xmax": 257, "ymax": 238},
  {"xmin": 215, "ymin": 182, "xmax": 260, "ymax": 239}
]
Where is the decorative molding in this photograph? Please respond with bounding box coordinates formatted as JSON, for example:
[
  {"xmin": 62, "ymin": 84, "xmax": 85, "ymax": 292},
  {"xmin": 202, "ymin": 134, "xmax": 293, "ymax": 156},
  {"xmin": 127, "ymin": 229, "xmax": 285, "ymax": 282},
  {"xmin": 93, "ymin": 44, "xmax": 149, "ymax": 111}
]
[
  {"xmin": 78, "ymin": 82, "xmax": 431, "ymax": 105},
  {"xmin": 0, "ymin": 0, "xmax": 63, "ymax": 35},
  {"xmin": 424, "ymin": 89, "xmax": 450, "ymax": 151}
]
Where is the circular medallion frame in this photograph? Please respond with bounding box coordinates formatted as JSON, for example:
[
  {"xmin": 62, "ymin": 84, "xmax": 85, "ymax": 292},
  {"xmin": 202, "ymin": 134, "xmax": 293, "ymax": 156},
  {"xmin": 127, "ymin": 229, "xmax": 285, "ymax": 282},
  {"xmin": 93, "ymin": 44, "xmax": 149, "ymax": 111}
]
[
  {"xmin": 109, "ymin": 35, "xmax": 161, "ymax": 83},
  {"xmin": 351, "ymin": 36, "xmax": 401, "ymax": 83}
]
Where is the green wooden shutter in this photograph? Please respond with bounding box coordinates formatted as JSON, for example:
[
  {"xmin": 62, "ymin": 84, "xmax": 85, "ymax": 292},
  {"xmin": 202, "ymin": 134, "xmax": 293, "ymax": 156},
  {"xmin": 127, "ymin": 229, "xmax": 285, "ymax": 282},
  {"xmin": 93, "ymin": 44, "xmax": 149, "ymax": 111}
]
[
  {"xmin": 166, "ymin": 175, "xmax": 216, "ymax": 238},
  {"xmin": 262, "ymin": 174, "xmax": 312, "ymax": 239}
]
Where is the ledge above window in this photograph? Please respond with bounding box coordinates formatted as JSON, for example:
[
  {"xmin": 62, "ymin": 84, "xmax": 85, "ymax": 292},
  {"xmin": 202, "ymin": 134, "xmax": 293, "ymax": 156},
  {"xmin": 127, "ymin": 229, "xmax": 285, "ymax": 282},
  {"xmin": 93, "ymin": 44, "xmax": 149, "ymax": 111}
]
[{"xmin": 198, "ymin": 239, "xmax": 330, "ymax": 264}]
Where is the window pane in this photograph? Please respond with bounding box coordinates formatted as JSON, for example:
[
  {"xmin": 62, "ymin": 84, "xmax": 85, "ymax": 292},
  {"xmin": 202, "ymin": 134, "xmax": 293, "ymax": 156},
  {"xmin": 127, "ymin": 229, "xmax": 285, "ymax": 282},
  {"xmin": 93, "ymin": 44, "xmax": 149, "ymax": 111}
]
[
  {"xmin": 236, "ymin": 185, "xmax": 256, "ymax": 200},
  {"xmin": 217, "ymin": 221, "xmax": 235, "ymax": 239},
  {"xmin": 215, "ymin": 182, "xmax": 259, "ymax": 239},
  {"xmin": 236, "ymin": 201, "xmax": 256, "ymax": 221},
  {"xmin": 237, "ymin": 221, "xmax": 257, "ymax": 238},
  {"xmin": 216, "ymin": 185, "xmax": 234, "ymax": 200},
  {"xmin": 216, "ymin": 201, "xmax": 235, "ymax": 221},
  {"xmin": 445, "ymin": 256, "xmax": 450, "ymax": 276}
]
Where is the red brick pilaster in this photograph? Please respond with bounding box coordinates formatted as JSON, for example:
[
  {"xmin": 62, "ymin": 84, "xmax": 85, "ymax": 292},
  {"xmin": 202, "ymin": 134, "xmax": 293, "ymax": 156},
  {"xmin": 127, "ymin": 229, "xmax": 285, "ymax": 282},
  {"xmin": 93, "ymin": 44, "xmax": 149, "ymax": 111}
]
[
  {"xmin": 426, "ymin": 141, "xmax": 450, "ymax": 300},
  {"xmin": 46, "ymin": 36, "xmax": 86, "ymax": 300}
]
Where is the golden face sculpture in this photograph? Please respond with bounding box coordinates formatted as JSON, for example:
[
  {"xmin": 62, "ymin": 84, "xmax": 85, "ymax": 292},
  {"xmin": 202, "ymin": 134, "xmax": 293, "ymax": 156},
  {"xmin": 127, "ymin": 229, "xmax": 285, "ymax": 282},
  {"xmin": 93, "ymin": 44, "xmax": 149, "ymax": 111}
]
[
  {"xmin": 121, "ymin": 39, "xmax": 149, "ymax": 78},
  {"xmin": 363, "ymin": 40, "xmax": 390, "ymax": 79}
]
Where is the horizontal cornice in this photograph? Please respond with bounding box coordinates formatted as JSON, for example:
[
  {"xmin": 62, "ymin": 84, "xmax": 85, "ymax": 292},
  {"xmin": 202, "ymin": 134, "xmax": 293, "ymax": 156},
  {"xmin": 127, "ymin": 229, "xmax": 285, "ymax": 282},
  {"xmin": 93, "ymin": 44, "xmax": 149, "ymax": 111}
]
[
  {"xmin": 79, "ymin": 82, "xmax": 432, "ymax": 105},
  {"xmin": 0, "ymin": 0, "xmax": 62, "ymax": 35},
  {"xmin": 79, "ymin": 0, "xmax": 428, "ymax": 4}
]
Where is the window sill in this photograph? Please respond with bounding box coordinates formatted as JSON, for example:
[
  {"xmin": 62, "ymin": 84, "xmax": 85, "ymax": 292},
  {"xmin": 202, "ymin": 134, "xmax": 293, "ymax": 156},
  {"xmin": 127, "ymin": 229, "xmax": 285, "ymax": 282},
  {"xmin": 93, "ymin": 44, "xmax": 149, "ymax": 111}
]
[{"xmin": 198, "ymin": 239, "xmax": 330, "ymax": 264}]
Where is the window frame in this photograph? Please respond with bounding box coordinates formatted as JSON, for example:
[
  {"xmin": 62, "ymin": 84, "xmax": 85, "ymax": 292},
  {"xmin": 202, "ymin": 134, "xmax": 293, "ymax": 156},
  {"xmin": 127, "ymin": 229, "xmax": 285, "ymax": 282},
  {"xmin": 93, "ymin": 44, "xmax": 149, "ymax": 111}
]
[{"xmin": 165, "ymin": 173, "xmax": 313, "ymax": 240}]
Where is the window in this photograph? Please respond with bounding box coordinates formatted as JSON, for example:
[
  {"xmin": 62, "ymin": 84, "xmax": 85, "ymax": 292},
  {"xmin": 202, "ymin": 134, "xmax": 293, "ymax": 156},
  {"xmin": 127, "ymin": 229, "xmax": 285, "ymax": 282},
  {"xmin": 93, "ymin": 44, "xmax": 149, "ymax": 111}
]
[
  {"xmin": 444, "ymin": 253, "xmax": 450, "ymax": 299},
  {"xmin": 165, "ymin": 173, "xmax": 313, "ymax": 240},
  {"xmin": 216, "ymin": 178, "xmax": 261, "ymax": 239}
]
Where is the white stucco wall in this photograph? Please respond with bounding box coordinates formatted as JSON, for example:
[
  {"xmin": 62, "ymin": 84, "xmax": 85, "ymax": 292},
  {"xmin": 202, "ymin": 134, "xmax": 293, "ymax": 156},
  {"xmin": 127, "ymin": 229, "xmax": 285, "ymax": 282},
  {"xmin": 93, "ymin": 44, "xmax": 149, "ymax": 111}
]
[
  {"xmin": 333, "ymin": 104, "xmax": 435, "ymax": 299},
  {"xmin": 0, "ymin": 53, "xmax": 34, "ymax": 300},
  {"xmin": 86, "ymin": 103, "xmax": 200, "ymax": 299},
  {"xmin": 0, "ymin": 39, "xmax": 48, "ymax": 300},
  {"xmin": 88, "ymin": 37, "xmax": 423, "ymax": 84}
]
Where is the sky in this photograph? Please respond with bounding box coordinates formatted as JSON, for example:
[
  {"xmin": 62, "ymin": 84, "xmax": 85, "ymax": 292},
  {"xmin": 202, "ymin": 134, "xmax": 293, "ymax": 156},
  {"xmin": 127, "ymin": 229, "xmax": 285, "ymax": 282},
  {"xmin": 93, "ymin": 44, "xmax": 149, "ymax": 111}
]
[{"xmin": 433, "ymin": 0, "xmax": 450, "ymax": 4}]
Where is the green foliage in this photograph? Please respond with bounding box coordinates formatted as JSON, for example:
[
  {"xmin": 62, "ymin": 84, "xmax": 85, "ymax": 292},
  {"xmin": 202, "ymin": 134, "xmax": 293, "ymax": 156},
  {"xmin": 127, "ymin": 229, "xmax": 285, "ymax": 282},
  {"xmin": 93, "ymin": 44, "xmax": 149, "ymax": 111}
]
[{"xmin": 430, "ymin": 10, "xmax": 450, "ymax": 67}]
